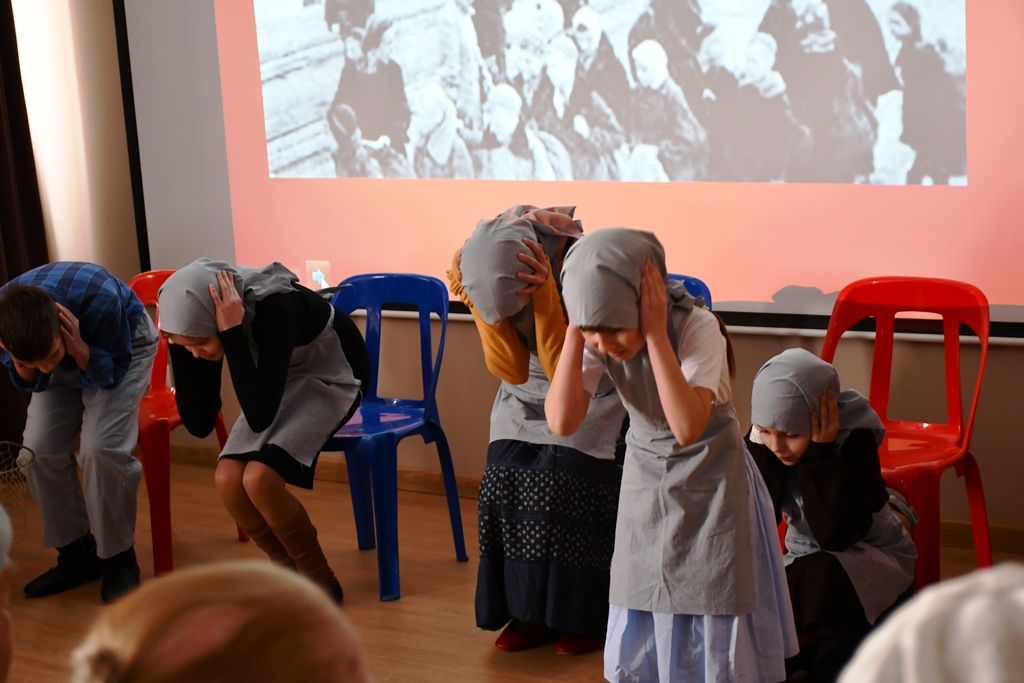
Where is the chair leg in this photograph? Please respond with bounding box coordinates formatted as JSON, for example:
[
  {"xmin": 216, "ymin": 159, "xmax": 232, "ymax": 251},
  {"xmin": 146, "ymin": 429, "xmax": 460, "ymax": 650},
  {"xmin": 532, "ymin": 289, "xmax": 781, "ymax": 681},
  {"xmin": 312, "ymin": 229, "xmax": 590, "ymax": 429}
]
[
  {"xmin": 367, "ymin": 441, "xmax": 400, "ymax": 601},
  {"xmin": 137, "ymin": 422, "xmax": 174, "ymax": 575},
  {"xmin": 428, "ymin": 424, "xmax": 468, "ymax": 562},
  {"xmin": 956, "ymin": 453, "xmax": 993, "ymax": 568},
  {"xmin": 893, "ymin": 471, "xmax": 942, "ymax": 590},
  {"xmin": 344, "ymin": 449, "xmax": 376, "ymax": 550}
]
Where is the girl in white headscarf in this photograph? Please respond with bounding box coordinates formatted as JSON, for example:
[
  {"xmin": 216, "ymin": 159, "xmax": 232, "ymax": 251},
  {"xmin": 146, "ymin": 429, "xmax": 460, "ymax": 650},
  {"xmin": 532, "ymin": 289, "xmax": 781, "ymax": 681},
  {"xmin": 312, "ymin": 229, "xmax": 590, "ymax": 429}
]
[
  {"xmin": 748, "ymin": 348, "xmax": 916, "ymax": 682},
  {"xmin": 448, "ymin": 206, "xmax": 627, "ymax": 655},
  {"xmin": 158, "ymin": 259, "xmax": 367, "ymax": 603},
  {"xmin": 548, "ymin": 228, "xmax": 797, "ymax": 682}
]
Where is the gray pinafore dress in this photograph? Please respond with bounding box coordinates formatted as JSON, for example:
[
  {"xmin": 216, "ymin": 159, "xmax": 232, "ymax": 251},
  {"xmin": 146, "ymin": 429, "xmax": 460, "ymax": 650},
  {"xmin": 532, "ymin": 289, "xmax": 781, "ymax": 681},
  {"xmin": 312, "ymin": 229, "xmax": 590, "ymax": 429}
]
[
  {"xmin": 782, "ymin": 483, "xmax": 916, "ymax": 623},
  {"xmin": 488, "ymin": 308, "xmax": 625, "ymax": 457},
  {"xmin": 604, "ymin": 307, "xmax": 755, "ymax": 615},
  {"xmin": 602, "ymin": 298, "xmax": 797, "ymax": 682},
  {"xmin": 219, "ymin": 264, "xmax": 359, "ymax": 467}
]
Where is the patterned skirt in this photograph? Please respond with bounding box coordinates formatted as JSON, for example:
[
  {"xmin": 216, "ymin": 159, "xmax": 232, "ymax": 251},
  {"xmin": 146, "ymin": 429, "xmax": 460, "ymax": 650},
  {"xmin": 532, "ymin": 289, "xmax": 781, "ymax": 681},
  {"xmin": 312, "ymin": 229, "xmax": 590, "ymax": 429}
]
[{"xmin": 475, "ymin": 439, "xmax": 622, "ymax": 637}]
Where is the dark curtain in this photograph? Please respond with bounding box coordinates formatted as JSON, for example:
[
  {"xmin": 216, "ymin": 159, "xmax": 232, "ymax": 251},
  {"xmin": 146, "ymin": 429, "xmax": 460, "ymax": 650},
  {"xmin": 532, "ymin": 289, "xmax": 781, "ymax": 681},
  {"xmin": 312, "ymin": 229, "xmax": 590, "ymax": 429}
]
[{"xmin": 0, "ymin": 0, "xmax": 49, "ymax": 441}]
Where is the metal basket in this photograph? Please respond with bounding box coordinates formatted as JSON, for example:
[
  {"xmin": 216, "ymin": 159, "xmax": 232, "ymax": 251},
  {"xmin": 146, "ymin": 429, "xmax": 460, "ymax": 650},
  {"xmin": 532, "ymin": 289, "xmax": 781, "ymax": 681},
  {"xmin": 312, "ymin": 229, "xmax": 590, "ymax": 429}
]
[{"xmin": 0, "ymin": 441, "xmax": 34, "ymax": 542}]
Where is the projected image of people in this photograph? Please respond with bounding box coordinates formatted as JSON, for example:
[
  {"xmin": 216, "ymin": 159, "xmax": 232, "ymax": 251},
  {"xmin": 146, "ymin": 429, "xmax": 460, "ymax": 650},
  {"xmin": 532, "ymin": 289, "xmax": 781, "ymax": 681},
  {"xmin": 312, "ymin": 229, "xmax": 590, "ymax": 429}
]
[{"xmin": 255, "ymin": 0, "xmax": 966, "ymax": 185}]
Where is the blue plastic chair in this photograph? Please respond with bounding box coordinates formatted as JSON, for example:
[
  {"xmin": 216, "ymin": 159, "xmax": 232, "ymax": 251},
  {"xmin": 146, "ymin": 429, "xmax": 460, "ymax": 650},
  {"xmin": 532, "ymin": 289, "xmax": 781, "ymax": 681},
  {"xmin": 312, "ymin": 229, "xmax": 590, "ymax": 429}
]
[
  {"xmin": 324, "ymin": 273, "xmax": 468, "ymax": 600},
  {"xmin": 668, "ymin": 273, "xmax": 713, "ymax": 309}
]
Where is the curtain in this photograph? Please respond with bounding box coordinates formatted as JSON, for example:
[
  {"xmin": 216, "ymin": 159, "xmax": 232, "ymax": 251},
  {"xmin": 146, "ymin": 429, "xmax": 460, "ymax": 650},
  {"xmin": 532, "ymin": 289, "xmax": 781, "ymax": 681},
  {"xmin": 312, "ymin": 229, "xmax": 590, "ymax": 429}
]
[{"xmin": 0, "ymin": 0, "xmax": 49, "ymax": 441}]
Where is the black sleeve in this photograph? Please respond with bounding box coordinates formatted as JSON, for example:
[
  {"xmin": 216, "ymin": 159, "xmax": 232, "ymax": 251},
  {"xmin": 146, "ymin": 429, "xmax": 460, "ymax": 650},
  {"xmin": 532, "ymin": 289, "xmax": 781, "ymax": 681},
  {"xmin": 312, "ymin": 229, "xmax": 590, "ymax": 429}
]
[
  {"xmin": 745, "ymin": 431, "xmax": 787, "ymax": 524},
  {"xmin": 218, "ymin": 296, "xmax": 300, "ymax": 433},
  {"xmin": 168, "ymin": 343, "xmax": 223, "ymax": 438},
  {"xmin": 796, "ymin": 429, "xmax": 889, "ymax": 551}
]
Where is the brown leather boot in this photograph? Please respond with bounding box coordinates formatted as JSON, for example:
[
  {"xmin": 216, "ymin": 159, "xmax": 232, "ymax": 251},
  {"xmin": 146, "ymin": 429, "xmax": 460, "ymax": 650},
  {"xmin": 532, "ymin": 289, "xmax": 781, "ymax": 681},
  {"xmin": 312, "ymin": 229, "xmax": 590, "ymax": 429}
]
[
  {"xmin": 241, "ymin": 520, "xmax": 296, "ymax": 569},
  {"xmin": 270, "ymin": 506, "xmax": 343, "ymax": 603}
]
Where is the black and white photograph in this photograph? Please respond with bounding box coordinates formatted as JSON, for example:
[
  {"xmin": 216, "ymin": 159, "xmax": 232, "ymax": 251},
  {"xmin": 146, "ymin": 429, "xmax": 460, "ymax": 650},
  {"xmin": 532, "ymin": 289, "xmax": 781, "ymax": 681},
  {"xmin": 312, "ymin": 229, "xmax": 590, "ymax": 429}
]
[{"xmin": 255, "ymin": 0, "xmax": 967, "ymax": 184}]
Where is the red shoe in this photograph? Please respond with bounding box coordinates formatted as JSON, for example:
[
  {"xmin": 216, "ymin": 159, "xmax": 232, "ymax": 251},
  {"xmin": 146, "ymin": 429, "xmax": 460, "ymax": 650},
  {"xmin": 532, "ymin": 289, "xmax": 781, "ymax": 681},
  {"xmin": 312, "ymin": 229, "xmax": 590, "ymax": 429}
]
[
  {"xmin": 494, "ymin": 622, "xmax": 557, "ymax": 652},
  {"xmin": 555, "ymin": 633, "xmax": 604, "ymax": 656}
]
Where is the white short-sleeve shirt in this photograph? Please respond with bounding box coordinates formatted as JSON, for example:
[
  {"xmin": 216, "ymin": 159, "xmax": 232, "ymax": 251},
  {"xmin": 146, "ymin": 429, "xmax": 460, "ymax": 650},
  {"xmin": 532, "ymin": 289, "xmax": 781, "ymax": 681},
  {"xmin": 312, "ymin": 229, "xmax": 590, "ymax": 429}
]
[{"xmin": 581, "ymin": 307, "xmax": 732, "ymax": 404}]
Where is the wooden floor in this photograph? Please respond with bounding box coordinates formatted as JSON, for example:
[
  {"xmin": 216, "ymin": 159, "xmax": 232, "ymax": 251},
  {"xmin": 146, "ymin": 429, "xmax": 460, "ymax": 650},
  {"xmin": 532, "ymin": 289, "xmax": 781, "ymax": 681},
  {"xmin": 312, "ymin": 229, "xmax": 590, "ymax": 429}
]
[{"xmin": 6, "ymin": 462, "xmax": 1022, "ymax": 682}]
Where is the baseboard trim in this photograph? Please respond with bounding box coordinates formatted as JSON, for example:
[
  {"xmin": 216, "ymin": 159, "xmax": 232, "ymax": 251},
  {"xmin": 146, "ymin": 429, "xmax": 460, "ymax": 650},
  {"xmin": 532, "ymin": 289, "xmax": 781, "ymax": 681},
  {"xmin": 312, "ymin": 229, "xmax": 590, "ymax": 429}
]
[
  {"xmin": 170, "ymin": 444, "xmax": 481, "ymax": 499},
  {"xmin": 940, "ymin": 520, "xmax": 1024, "ymax": 556},
  {"xmin": 170, "ymin": 445, "xmax": 1023, "ymax": 553}
]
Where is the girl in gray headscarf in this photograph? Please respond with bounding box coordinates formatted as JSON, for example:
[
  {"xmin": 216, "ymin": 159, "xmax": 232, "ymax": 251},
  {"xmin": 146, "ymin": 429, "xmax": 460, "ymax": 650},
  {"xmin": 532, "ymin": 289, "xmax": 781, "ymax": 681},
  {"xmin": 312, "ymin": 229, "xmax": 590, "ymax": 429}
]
[
  {"xmin": 747, "ymin": 348, "xmax": 916, "ymax": 682},
  {"xmin": 447, "ymin": 206, "xmax": 627, "ymax": 655},
  {"xmin": 158, "ymin": 259, "xmax": 367, "ymax": 603},
  {"xmin": 547, "ymin": 228, "xmax": 797, "ymax": 682}
]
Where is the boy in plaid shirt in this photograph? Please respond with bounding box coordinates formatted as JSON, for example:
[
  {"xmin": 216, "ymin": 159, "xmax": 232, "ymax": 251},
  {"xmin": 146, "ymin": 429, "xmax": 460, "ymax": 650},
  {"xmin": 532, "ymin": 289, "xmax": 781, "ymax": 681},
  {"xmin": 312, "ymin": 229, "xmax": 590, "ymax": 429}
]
[{"xmin": 0, "ymin": 262, "xmax": 157, "ymax": 603}]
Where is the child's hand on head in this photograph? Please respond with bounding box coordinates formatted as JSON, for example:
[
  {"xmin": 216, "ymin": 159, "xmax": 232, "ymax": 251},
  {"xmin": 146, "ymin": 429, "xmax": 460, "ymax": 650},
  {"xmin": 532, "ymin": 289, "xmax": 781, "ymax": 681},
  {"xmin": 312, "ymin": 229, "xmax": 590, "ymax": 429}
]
[
  {"xmin": 56, "ymin": 303, "xmax": 89, "ymax": 369},
  {"xmin": 515, "ymin": 238, "xmax": 550, "ymax": 296},
  {"xmin": 639, "ymin": 260, "xmax": 668, "ymax": 342},
  {"xmin": 810, "ymin": 389, "xmax": 840, "ymax": 443},
  {"xmin": 209, "ymin": 271, "xmax": 245, "ymax": 332}
]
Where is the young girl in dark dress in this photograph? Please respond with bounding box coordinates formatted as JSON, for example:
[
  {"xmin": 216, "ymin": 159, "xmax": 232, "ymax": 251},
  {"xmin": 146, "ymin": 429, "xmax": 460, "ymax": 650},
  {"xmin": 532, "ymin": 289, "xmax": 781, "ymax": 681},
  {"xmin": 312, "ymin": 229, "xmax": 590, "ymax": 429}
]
[
  {"xmin": 747, "ymin": 348, "xmax": 916, "ymax": 682},
  {"xmin": 158, "ymin": 259, "xmax": 367, "ymax": 602}
]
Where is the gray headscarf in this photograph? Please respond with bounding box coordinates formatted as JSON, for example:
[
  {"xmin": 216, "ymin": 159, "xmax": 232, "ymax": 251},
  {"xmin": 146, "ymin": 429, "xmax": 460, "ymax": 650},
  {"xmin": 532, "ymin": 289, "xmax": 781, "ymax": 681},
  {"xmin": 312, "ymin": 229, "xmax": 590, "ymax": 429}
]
[
  {"xmin": 561, "ymin": 227, "xmax": 693, "ymax": 330},
  {"xmin": 459, "ymin": 205, "xmax": 582, "ymax": 324},
  {"xmin": 158, "ymin": 258, "xmax": 298, "ymax": 338},
  {"xmin": 751, "ymin": 347, "xmax": 885, "ymax": 447}
]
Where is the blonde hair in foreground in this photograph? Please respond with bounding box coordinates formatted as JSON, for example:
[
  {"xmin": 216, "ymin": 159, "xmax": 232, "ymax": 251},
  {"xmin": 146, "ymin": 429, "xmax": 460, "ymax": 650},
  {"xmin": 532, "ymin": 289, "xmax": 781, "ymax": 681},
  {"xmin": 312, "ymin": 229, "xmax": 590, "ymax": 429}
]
[{"xmin": 70, "ymin": 560, "xmax": 368, "ymax": 683}]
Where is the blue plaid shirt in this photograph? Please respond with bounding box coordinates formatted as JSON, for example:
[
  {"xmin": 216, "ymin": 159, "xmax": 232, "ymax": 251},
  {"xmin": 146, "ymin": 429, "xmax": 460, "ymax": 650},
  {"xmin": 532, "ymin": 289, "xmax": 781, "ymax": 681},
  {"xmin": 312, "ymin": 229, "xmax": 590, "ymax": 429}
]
[{"xmin": 0, "ymin": 262, "xmax": 145, "ymax": 392}]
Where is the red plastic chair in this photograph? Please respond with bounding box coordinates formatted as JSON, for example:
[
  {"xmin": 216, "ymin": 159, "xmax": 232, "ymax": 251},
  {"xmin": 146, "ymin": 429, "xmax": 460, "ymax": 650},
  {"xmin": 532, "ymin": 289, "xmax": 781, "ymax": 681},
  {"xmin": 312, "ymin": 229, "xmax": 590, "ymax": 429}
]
[
  {"xmin": 130, "ymin": 270, "xmax": 245, "ymax": 575},
  {"xmin": 820, "ymin": 276, "xmax": 992, "ymax": 589}
]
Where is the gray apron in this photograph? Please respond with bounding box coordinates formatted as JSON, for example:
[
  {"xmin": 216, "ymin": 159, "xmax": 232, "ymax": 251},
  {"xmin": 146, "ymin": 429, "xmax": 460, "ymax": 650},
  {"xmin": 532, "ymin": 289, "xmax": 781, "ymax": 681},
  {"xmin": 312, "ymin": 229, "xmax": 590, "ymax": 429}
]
[
  {"xmin": 221, "ymin": 306, "xmax": 359, "ymax": 466},
  {"xmin": 782, "ymin": 487, "xmax": 916, "ymax": 623},
  {"xmin": 606, "ymin": 308, "xmax": 755, "ymax": 616},
  {"xmin": 159, "ymin": 259, "xmax": 359, "ymax": 465},
  {"xmin": 489, "ymin": 307, "xmax": 625, "ymax": 460}
]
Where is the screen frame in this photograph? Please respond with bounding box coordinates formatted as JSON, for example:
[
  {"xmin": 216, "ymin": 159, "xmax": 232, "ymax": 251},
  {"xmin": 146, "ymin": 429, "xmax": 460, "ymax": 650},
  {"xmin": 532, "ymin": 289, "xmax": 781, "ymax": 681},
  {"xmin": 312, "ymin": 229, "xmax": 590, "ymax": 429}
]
[{"xmin": 111, "ymin": 0, "xmax": 1023, "ymax": 339}]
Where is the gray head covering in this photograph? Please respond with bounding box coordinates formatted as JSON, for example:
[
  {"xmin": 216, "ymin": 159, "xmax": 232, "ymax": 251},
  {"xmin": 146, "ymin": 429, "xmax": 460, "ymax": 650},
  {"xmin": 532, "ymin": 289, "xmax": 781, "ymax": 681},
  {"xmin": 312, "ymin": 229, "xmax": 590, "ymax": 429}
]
[
  {"xmin": 751, "ymin": 347, "xmax": 885, "ymax": 447},
  {"xmin": 561, "ymin": 227, "xmax": 693, "ymax": 330},
  {"xmin": 459, "ymin": 205, "xmax": 582, "ymax": 324},
  {"xmin": 158, "ymin": 258, "xmax": 298, "ymax": 337}
]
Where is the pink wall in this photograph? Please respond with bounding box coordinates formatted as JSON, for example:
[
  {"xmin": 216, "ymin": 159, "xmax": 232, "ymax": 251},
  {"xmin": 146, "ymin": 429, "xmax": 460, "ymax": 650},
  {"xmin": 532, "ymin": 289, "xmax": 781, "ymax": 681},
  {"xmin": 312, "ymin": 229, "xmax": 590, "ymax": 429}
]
[{"xmin": 213, "ymin": 0, "xmax": 1024, "ymax": 311}]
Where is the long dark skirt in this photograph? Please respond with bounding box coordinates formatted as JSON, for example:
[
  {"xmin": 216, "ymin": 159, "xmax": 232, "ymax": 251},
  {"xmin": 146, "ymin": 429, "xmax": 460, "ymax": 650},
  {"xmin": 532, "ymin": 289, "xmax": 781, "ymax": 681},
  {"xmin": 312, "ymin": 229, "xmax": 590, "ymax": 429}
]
[
  {"xmin": 785, "ymin": 551, "xmax": 912, "ymax": 682},
  {"xmin": 475, "ymin": 439, "xmax": 622, "ymax": 637}
]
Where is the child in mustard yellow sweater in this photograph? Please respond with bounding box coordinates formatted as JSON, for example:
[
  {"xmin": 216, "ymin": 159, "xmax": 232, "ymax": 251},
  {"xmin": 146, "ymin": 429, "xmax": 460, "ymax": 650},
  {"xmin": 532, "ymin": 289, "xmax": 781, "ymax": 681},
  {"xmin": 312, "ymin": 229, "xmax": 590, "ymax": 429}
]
[{"xmin": 448, "ymin": 206, "xmax": 626, "ymax": 655}]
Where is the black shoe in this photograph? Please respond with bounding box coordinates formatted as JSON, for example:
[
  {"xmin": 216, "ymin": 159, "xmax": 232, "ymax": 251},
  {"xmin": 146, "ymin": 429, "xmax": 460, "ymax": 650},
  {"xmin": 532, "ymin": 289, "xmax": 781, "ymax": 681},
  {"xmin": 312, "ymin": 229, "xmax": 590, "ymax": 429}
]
[
  {"xmin": 328, "ymin": 579, "xmax": 344, "ymax": 605},
  {"xmin": 100, "ymin": 546, "xmax": 141, "ymax": 604},
  {"xmin": 24, "ymin": 534, "xmax": 103, "ymax": 598}
]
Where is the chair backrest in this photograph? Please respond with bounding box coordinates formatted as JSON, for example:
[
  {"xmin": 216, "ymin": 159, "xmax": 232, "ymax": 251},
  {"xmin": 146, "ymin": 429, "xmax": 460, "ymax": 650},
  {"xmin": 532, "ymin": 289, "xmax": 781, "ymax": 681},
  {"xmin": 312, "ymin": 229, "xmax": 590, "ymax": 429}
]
[
  {"xmin": 820, "ymin": 276, "xmax": 989, "ymax": 448},
  {"xmin": 330, "ymin": 274, "xmax": 448, "ymax": 418},
  {"xmin": 128, "ymin": 270, "xmax": 176, "ymax": 394},
  {"xmin": 667, "ymin": 273, "xmax": 713, "ymax": 309}
]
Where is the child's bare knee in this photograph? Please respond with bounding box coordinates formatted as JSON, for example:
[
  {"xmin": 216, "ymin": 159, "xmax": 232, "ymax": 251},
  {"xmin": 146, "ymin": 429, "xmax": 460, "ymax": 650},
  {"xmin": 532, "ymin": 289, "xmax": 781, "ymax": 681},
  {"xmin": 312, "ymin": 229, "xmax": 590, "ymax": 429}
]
[{"xmin": 241, "ymin": 463, "xmax": 283, "ymax": 505}]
